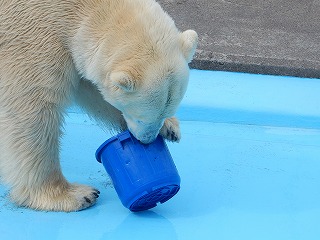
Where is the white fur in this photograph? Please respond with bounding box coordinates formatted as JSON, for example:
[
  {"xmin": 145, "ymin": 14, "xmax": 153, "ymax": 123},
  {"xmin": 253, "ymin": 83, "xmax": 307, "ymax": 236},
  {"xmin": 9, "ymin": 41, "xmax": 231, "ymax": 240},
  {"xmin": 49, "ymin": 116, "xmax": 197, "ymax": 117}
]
[{"xmin": 0, "ymin": 0, "xmax": 197, "ymax": 211}]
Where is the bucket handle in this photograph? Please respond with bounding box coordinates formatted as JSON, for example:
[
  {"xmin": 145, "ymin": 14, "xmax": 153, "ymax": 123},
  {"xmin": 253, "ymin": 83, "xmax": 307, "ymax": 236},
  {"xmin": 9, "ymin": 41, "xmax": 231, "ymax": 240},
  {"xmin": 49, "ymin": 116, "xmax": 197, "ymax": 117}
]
[{"xmin": 118, "ymin": 131, "xmax": 135, "ymax": 149}]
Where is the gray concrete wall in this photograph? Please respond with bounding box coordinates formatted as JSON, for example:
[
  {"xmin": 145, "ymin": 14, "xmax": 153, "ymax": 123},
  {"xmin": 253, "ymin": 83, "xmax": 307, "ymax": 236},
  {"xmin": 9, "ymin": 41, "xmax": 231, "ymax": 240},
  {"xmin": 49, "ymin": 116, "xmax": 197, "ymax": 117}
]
[{"xmin": 157, "ymin": 0, "xmax": 320, "ymax": 78}]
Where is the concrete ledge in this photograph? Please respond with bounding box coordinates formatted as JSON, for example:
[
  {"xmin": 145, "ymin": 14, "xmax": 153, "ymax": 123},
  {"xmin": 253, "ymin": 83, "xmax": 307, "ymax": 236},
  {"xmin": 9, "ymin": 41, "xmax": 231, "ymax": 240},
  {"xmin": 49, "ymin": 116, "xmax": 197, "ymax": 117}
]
[{"xmin": 189, "ymin": 52, "xmax": 320, "ymax": 79}]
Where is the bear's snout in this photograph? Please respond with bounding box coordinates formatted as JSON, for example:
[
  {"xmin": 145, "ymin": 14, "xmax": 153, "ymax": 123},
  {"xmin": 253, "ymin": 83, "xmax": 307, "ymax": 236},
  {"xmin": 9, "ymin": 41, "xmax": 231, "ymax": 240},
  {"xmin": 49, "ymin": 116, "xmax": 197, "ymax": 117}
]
[
  {"xmin": 129, "ymin": 127, "xmax": 160, "ymax": 144},
  {"xmin": 138, "ymin": 132, "xmax": 158, "ymax": 144},
  {"xmin": 125, "ymin": 118, "xmax": 164, "ymax": 144}
]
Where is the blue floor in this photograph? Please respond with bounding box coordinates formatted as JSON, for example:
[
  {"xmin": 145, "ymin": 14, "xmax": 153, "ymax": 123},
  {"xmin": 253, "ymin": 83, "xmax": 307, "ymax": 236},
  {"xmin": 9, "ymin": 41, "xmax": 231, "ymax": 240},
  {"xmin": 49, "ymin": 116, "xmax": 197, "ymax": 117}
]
[{"xmin": 1, "ymin": 70, "xmax": 320, "ymax": 240}]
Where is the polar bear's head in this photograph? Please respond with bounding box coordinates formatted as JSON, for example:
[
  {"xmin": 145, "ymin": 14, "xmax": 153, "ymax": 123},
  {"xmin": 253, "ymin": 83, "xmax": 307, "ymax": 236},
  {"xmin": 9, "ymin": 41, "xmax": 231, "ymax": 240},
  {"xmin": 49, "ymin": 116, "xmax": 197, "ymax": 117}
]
[
  {"xmin": 73, "ymin": 1, "xmax": 198, "ymax": 143},
  {"xmin": 101, "ymin": 30, "xmax": 197, "ymax": 143}
]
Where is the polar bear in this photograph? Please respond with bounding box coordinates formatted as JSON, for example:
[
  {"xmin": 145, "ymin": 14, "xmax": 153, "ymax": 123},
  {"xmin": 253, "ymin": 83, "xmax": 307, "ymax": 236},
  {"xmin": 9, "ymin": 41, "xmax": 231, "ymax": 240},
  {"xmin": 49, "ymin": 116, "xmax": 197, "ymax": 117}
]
[{"xmin": 0, "ymin": 0, "xmax": 197, "ymax": 211}]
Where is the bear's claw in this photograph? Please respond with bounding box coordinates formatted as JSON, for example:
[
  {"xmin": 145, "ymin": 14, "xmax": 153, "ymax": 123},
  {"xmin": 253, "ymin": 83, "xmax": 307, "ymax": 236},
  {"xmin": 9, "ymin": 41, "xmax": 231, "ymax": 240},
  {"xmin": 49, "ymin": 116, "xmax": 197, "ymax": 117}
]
[{"xmin": 160, "ymin": 117, "xmax": 181, "ymax": 142}]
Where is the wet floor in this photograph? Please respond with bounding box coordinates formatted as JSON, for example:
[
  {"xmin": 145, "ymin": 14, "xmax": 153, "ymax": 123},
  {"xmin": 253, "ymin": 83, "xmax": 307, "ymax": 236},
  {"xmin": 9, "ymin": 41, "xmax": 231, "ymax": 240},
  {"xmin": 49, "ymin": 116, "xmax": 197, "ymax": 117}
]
[{"xmin": 1, "ymin": 70, "xmax": 320, "ymax": 240}]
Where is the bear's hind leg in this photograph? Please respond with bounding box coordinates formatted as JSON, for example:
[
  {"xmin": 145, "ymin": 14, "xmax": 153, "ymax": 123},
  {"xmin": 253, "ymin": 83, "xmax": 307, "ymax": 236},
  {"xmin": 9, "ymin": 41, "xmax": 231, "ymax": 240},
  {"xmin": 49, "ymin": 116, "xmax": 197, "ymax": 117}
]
[{"xmin": 0, "ymin": 102, "xmax": 99, "ymax": 212}]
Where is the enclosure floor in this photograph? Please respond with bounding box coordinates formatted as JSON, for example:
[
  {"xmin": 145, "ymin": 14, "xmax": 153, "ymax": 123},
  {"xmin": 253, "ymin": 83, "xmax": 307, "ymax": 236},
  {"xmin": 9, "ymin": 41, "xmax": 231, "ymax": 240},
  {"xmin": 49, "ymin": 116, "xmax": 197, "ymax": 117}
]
[{"xmin": 1, "ymin": 70, "xmax": 320, "ymax": 240}]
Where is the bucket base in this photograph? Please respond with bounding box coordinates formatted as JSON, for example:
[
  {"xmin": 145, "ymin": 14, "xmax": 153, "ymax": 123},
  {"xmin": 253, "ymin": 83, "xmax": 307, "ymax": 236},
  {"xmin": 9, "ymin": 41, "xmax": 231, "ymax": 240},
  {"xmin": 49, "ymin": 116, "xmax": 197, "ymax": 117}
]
[{"xmin": 129, "ymin": 184, "xmax": 180, "ymax": 212}]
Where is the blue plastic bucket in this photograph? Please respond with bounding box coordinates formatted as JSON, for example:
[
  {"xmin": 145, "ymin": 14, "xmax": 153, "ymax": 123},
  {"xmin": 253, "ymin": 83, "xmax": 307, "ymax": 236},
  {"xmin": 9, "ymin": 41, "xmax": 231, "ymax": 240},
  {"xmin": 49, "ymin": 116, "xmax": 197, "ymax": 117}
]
[{"xmin": 95, "ymin": 130, "xmax": 180, "ymax": 212}]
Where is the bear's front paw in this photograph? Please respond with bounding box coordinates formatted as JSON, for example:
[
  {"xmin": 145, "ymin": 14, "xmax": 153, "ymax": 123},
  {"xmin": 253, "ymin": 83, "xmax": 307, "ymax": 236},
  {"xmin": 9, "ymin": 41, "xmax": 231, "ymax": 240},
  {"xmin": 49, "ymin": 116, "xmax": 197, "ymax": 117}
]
[
  {"xmin": 68, "ymin": 184, "xmax": 100, "ymax": 211},
  {"xmin": 159, "ymin": 117, "xmax": 181, "ymax": 142},
  {"xmin": 11, "ymin": 182, "xmax": 100, "ymax": 212}
]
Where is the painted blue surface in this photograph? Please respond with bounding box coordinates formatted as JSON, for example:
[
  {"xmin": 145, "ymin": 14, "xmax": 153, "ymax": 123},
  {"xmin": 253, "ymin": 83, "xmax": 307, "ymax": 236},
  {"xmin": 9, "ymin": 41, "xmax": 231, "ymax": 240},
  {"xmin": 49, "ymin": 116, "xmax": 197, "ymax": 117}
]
[{"xmin": 1, "ymin": 70, "xmax": 320, "ymax": 239}]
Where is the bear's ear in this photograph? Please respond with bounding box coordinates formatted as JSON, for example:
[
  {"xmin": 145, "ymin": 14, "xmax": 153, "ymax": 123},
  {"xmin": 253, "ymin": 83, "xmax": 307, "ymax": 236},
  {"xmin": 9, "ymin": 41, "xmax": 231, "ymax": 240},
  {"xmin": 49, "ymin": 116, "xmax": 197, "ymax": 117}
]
[
  {"xmin": 180, "ymin": 30, "xmax": 198, "ymax": 63},
  {"xmin": 110, "ymin": 72, "xmax": 136, "ymax": 92}
]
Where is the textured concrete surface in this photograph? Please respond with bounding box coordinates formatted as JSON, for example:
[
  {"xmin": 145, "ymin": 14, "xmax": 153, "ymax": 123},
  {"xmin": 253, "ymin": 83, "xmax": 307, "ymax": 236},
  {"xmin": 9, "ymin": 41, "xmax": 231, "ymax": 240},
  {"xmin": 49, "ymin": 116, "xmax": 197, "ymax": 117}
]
[{"xmin": 157, "ymin": 0, "xmax": 320, "ymax": 78}]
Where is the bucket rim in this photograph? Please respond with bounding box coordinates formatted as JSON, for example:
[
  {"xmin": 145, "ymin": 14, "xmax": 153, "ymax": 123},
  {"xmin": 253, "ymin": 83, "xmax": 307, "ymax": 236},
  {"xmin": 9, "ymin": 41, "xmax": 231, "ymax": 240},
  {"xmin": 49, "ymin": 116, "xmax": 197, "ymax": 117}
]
[{"xmin": 95, "ymin": 130, "xmax": 131, "ymax": 163}]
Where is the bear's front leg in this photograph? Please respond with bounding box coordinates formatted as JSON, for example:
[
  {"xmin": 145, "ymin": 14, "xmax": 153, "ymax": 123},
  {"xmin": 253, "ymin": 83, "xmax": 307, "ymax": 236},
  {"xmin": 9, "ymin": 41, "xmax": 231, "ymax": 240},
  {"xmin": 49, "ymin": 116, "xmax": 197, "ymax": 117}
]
[
  {"xmin": 75, "ymin": 79, "xmax": 127, "ymax": 132},
  {"xmin": 159, "ymin": 117, "xmax": 181, "ymax": 142},
  {"xmin": 0, "ymin": 102, "xmax": 99, "ymax": 212}
]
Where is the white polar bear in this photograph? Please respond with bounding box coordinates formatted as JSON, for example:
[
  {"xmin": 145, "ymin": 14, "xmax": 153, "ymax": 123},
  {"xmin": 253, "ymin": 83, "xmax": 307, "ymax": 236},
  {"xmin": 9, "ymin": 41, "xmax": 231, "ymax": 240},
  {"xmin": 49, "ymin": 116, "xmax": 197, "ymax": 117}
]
[{"xmin": 0, "ymin": 0, "xmax": 197, "ymax": 211}]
